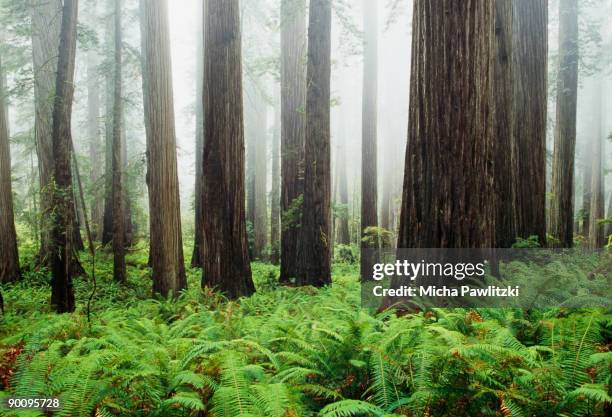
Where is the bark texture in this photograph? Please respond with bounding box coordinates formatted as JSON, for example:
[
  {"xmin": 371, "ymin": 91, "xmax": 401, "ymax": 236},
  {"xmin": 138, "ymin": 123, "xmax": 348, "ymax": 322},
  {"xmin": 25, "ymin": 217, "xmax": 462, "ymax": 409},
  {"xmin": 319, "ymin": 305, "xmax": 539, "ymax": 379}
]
[
  {"xmin": 512, "ymin": 0, "xmax": 548, "ymax": 246},
  {"xmin": 112, "ymin": 0, "xmax": 126, "ymax": 283},
  {"xmin": 398, "ymin": 0, "xmax": 496, "ymax": 249},
  {"xmin": 87, "ymin": 46, "xmax": 103, "ymax": 240},
  {"xmin": 141, "ymin": 0, "xmax": 187, "ymax": 296},
  {"xmin": 280, "ymin": 0, "xmax": 307, "ymax": 283},
  {"xmin": 201, "ymin": 0, "xmax": 255, "ymax": 299},
  {"xmin": 191, "ymin": 2, "xmax": 205, "ymax": 267},
  {"xmin": 550, "ymin": 0, "xmax": 578, "ymax": 247},
  {"xmin": 0, "ymin": 52, "xmax": 20, "ymax": 283},
  {"xmin": 298, "ymin": 0, "xmax": 332, "ymax": 286},
  {"xmin": 49, "ymin": 0, "xmax": 78, "ymax": 313},
  {"xmin": 360, "ymin": 0, "xmax": 378, "ymax": 279},
  {"xmin": 493, "ymin": 0, "xmax": 516, "ymax": 248}
]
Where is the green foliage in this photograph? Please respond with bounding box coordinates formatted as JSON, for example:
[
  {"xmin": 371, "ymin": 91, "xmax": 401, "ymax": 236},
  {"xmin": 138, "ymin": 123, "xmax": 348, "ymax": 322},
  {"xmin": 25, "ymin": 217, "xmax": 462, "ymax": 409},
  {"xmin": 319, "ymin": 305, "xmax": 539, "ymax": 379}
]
[
  {"xmin": 512, "ymin": 235, "xmax": 542, "ymax": 248},
  {"xmin": 0, "ymin": 250, "xmax": 610, "ymax": 417},
  {"xmin": 334, "ymin": 244, "xmax": 358, "ymax": 264}
]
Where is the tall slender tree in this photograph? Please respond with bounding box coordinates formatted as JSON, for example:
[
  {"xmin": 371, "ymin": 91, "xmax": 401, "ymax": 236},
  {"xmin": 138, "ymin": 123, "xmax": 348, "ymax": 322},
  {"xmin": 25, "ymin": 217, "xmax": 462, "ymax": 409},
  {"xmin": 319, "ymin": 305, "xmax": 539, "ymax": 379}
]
[
  {"xmin": 201, "ymin": 0, "xmax": 255, "ymax": 299},
  {"xmin": 49, "ymin": 0, "xmax": 79, "ymax": 313},
  {"xmin": 191, "ymin": 1, "xmax": 205, "ymax": 267},
  {"xmin": 112, "ymin": 0, "xmax": 126, "ymax": 283},
  {"xmin": 280, "ymin": 0, "xmax": 307, "ymax": 283},
  {"xmin": 253, "ymin": 87, "xmax": 268, "ymax": 259},
  {"xmin": 550, "ymin": 0, "xmax": 579, "ymax": 247},
  {"xmin": 299, "ymin": 0, "xmax": 332, "ymax": 286},
  {"xmin": 335, "ymin": 102, "xmax": 350, "ymax": 245},
  {"xmin": 588, "ymin": 76, "xmax": 605, "ymax": 248},
  {"xmin": 141, "ymin": 0, "xmax": 186, "ymax": 296},
  {"xmin": 397, "ymin": 0, "xmax": 495, "ymax": 249},
  {"xmin": 512, "ymin": 0, "xmax": 548, "ymax": 246},
  {"xmin": 360, "ymin": 0, "xmax": 379, "ymax": 279},
  {"xmin": 270, "ymin": 84, "xmax": 281, "ymax": 264},
  {"xmin": 0, "ymin": 51, "xmax": 20, "ymax": 284}
]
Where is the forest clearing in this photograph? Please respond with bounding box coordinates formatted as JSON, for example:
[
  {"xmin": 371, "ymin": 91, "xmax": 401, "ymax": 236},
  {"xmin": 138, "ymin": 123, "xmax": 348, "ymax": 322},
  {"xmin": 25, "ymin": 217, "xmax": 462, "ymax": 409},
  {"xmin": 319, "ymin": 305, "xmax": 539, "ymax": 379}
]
[{"xmin": 0, "ymin": 0, "xmax": 611, "ymax": 416}]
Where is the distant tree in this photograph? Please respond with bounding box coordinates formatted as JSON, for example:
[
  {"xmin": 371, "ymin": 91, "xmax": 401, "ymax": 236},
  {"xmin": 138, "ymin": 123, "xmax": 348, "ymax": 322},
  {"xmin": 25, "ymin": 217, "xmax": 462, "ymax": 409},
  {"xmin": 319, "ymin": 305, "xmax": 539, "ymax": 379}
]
[
  {"xmin": 49, "ymin": 0, "xmax": 79, "ymax": 313},
  {"xmin": 335, "ymin": 105, "xmax": 349, "ymax": 245},
  {"xmin": 360, "ymin": 0, "xmax": 379, "ymax": 279},
  {"xmin": 298, "ymin": 0, "xmax": 332, "ymax": 286},
  {"xmin": 512, "ymin": 0, "xmax": 548, "ymax": 246},
  {"xmin": 397, "ymin": 0, "xmax": 495, "ymax": 249},
  {"xmin": 0, "ymin": 50, "xmax": 20, "ymax": 284},
  {"xmin": 111, "ymin": 0, "xmax": 126, "ymax": 283},
  {"xmin": 280, "ymin": 0, "xmax": 307, "ymax": 283},
  {"xmin": 140, "ymin": 0, "xmax": 186, "ymax": 296},
  {"xmin": 191, "ymin": 1, "xmax": 205, "ymax": 267},
  {"xmin": 588, "ymin": 75, "xmax": 605, "ymax": 248},
  {"xmin": 550, "ymin": 0, "xmax": 579, "ymax": 248},
  {"xmin": 270, "ymin": 84, "xmax": 281, "ymax": 264},
  {"xmin": 254, "ymin": 88, "xmax": 268, "ymax": 259},
  {"xmin": 201, "ymin": 0, "xmax": 255, "ymax": 299}
]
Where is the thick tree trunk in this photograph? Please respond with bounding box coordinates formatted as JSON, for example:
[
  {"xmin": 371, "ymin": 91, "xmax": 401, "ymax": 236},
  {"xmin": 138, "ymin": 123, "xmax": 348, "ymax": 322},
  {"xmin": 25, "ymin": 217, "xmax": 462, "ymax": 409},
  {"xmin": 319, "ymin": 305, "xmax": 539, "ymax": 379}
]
[
  {"xmin": 549, "ymin": 0, "xmax": 578, "ymax": 248},
  {"xmin": 588, "ymin": 76, "xmax": 605, "ymax": 248},
  {"xmin": 31, "ymin": 0, "xmax": 62, "ymax": 263},
  {"xmin": 397, "ymin": 0, "xmax": 495, "ymax": 249},
  {"xmin": 201, "ymin": 0, "xmax": 255, "ymax": 299},
  {"xmin": 141, "ymin": 0, "xmax": 187, "ymax": 297},
  {"xmin": 280, "ymin": 0, "xmax": 307, "ymax": 283},
  {"xmin": 270, "ymin": 85, "xmax": 281, "ymax": 265},
  {"xmin": 87, "ymin": 47, "xmax": 103, "ymax": 241},
  {"xmin": 298, "ymin": 0, "xmax": 332, "ymax": 287},
  {"xmin": 112, "ymin": 0, "xmax": 126, "ymax": 283},
  {"xmin": 493, "ymin": 0, "xmax": 516, "ymax": 248},
  {"xmin": 49, "ymin": 0, "xmax": 78, "ymax": 313},
  {"xmin": 0, "ymin": 53, "xmax": 20, "ymax": 284},
  {"xmin": 191, "ymin": 3, "xmax": 205, "ymax": 267},
  {"xmin": 360, "ymin": 0, "xmax": 378, "ymax": 279},
  {"xmin": 512, "ymin": 0, "xmax": 548, "ymax": 246}
]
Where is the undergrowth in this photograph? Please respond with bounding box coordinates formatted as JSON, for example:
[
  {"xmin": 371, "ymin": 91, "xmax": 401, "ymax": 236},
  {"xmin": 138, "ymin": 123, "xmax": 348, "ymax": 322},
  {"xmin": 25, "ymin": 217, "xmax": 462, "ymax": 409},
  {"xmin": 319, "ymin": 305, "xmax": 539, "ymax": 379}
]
[{"xmin": 0, "ymin": 246, "xmax": 610, "ymax": 416}]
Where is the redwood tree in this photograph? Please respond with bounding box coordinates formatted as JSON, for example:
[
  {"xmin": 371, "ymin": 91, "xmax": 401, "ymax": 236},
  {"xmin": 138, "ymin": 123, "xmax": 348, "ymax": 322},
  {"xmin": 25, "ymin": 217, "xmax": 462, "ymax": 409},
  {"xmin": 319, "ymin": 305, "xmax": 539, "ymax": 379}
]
[
  {"xmin": 550, "ymin": 0, "xmax": 579, "ymax": 247},
  {"xmin": 0, "ymin": 51, "xmax": 20, "ymax": 284},
  {"xmin": 270, "ymin": 85, "xmax": 281, "ymax": 264},
  {"xmin": 298, "ymin": 0, "xmax": 332, "ymax": 286},
  {"xmin": 112, "ymin": 0, "xmax": 126, "ymax": 283},
  {"xmin": 49, "ymin": 0, "xmax": 79, "ymax": 313},
  {"xmin": 360, "ymin": 0, "xmax": 379, "ymax": 279},
  {"xmin": 512, "ymin": 0, "xmax": 548, "ymax": 246},
  {"xmin": 280, "ymin": 0, "xmax": 307, "ymax": 283},
  {"xmin": 201, "ymin": 0, "xmax": 255, "ymax": 299},
  {"xmin": 141, "ymin": 0, "xmax": 187, "ymax": 296},
  {"xmin": 397, "ymin": 0, "xmax": 495, "ymax": 249},
  {"xmin": 588, "ymin": 76, "xmax": 605, "ymax": 248}
]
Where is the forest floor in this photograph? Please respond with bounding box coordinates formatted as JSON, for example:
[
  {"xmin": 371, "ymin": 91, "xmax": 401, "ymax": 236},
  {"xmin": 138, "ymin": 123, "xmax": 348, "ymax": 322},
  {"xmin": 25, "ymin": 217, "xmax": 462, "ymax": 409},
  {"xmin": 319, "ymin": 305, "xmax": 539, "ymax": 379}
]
[{"xmin": 0, "ymin": 240, "xmax": 610, "ymax": 416}]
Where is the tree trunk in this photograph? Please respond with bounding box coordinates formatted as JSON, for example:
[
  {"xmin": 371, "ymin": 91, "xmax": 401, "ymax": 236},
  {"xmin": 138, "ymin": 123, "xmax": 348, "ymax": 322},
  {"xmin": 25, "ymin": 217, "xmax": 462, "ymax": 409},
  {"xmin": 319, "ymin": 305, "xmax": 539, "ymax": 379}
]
[
  {"xmin": 112, "ymin": 0, "xmax": 126, "ymax": 283},
  {"xmin": 31, "ymin": 0, "xmax": 62, "ymax": 263},
  {"xmin": 298, "ymin": 0, "xmax": 332, "ymax": 287},
  {"xmin": 360, "ymin": 0, "xmax": 378, "ymax": 279},
  {"xmin": 102, "ymin": 0, "xmax": 114, "ymax": 246},
  {"xmin": 512, "ymin": 0, "xmax": 548, "ymax": 246},
  {"xmin": 549, "ymin": 0, "xmax": 578, "ymax": 248},
  {"xmin": 253, "ymin": 88, "xmax": 268, "ymax": 260},
  {"xmin": 280, "ymin": 0, "xmax": 307, "ymax": 283},
  {"xmin": 141, "ymin": 0, "xmax": 187, "ymax": 297},
  {"xmin": 582, "ymin": 137, "xmax": 591, "ymax": 237},
  {"xmin": 588, "ymin": 76, "xmax": 605, "ymax": 248},
  {"xmin": 605, "ymin": 191, "xmax": 612, "ymax": 241},
  {"xmin": 49, "ymin": 0, "xmax": 79, "ymax": 313},
  {"xmin": 87, "ymin": 46, "xmax": 103, "ymax": 241},
  {"xmin": 397, "ymin": 0, "xmax": 495, "ymax": 249},
  {"xmin": 201, "ymin": 0, "xmax": 255, "ymax": 299},
  {"xmin": 0, "ymin": 52, "xmax": 20, "ymax": 284},
  {"xmin": 335, "ymin": 111, "xmax": 349, "ymax": 245},
  {"xmin": 493, "ymin": 0, "xmax": 516, "ymax": 248},
  {"xmin": 191, "ymin": 1, "xmax": 205, "ymax": 267},
  {"xmin": 270, "ymin": 84, "xmax": 281, "ymax": 265}
]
